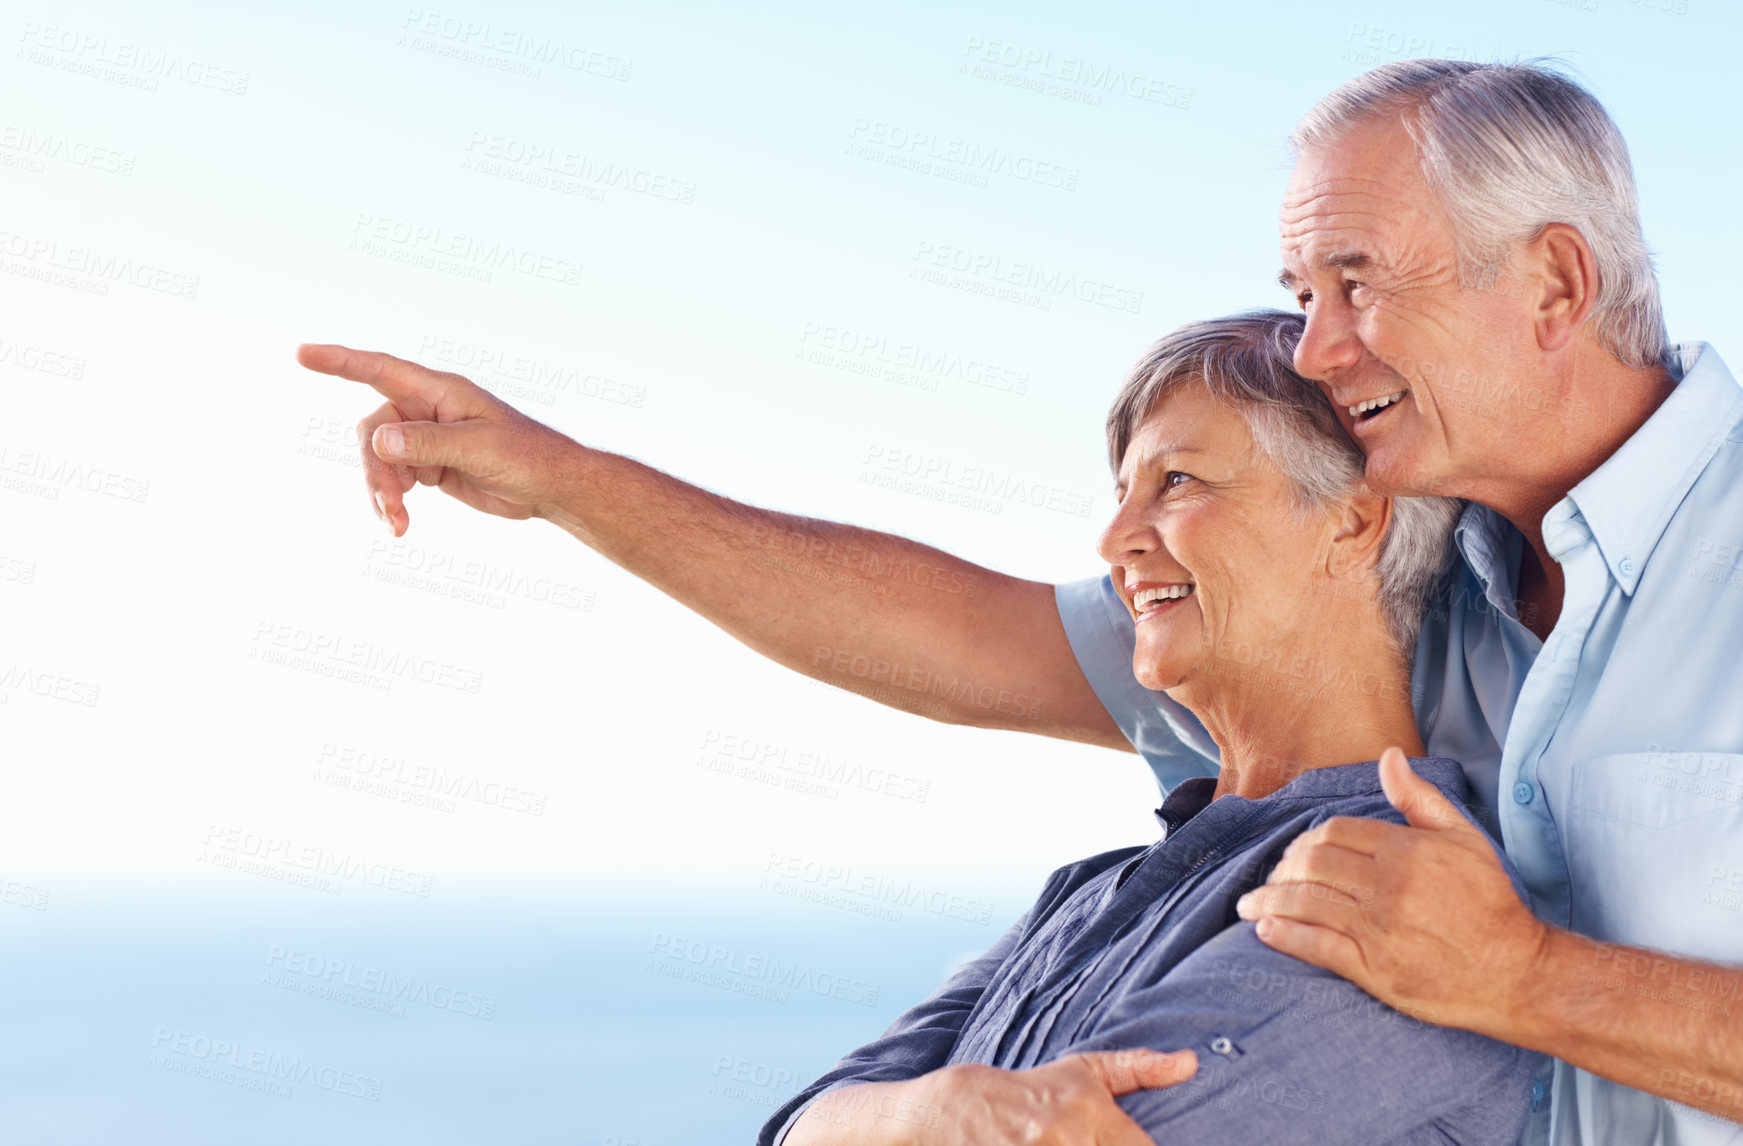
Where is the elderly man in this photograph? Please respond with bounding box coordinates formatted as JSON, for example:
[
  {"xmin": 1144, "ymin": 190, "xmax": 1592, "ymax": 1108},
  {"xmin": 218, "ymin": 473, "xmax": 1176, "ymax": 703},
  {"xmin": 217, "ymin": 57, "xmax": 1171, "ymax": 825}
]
[
  {"xmin": 302, "ymin": 59, "xmax": 1741, "ymax": 1144},
  {"xmin": 1239, "ymin": 61, "xmax": 1743, "ymax": 1145}
]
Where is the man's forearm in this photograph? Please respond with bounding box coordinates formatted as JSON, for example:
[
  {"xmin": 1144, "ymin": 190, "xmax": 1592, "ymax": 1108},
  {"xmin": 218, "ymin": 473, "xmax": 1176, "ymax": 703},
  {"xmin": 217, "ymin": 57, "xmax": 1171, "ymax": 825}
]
[
  {"xmin": 533, "ymin": 438, "xmax": 1124, "ymax": 744},
  {"xmin": 1504, "ymin": 927, "xmax": 1743, "ymax": 1122}
]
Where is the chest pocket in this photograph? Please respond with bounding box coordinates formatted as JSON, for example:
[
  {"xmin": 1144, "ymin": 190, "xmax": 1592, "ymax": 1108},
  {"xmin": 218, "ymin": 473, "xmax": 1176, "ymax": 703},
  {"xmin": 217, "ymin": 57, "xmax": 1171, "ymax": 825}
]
[{"xmin": 1564, "ymin": 752, "xmax": 1743, "ymax": 964}]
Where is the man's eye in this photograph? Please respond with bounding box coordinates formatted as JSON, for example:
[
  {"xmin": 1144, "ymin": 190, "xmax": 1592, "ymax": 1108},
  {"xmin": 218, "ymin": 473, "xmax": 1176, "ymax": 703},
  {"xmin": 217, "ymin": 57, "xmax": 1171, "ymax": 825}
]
[{"xmin": 1165, "ymin": 471, "xmax": 1193, "ymax": 489}]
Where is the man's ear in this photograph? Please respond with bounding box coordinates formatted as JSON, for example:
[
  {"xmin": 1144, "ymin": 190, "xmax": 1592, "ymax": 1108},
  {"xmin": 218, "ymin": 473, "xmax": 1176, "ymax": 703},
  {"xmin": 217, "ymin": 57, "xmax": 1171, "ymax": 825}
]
[
  {"xmin": 1326, "ymin": 487, "xmax": 1391, "ymax": 581},
  {"xmin": 1525, "ymin": 223, "xmax": 1599, "ymax": 353}
]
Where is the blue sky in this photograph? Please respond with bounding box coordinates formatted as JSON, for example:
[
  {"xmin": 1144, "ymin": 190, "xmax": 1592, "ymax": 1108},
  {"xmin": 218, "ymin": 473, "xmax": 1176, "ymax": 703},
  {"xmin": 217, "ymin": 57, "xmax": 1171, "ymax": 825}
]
[{"xmin": 5, "ymin": 0, "xmax": 1736, "ymax": 954}]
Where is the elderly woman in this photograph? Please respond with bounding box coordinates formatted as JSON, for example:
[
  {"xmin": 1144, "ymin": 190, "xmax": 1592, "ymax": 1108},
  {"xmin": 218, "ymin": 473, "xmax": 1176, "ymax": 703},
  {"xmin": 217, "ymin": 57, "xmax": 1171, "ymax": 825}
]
[{"xmin": 760, "ymin": 310, "xmax": 1540, "ymax": 1146}]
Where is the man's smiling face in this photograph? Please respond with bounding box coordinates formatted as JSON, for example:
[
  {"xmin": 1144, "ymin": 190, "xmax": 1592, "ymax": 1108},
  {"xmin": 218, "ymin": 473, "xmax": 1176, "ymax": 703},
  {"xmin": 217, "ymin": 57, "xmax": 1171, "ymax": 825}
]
[{"xmin": 1279, "ymin": 113, "xmax": 1540, "ymax": 499}]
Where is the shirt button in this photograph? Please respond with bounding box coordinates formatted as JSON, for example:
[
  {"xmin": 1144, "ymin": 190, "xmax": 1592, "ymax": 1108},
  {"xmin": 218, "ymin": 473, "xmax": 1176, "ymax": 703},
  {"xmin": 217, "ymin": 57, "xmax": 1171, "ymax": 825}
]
[
  {"xmin": 1209, "ymin": 1036, "xmax": 1234, "ymax": 1056},
  {"xmin": 1531, "ymin": 1079, "xmax": 1547, "ymax": 1111},
  {"xmin": 1619, "ymin": 558, "xmax": 1636, "ymax": 576},
  {"xmin": 1513, "ymin": 782, "xmax": 1535, "ymax": 805}
]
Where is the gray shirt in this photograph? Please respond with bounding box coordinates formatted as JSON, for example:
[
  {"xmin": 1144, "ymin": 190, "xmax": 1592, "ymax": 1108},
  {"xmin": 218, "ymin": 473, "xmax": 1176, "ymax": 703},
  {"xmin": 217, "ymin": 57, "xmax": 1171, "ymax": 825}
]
[{"xmin": 760, "ymin": 757, "xmax": 1541, "ymax": 1145}]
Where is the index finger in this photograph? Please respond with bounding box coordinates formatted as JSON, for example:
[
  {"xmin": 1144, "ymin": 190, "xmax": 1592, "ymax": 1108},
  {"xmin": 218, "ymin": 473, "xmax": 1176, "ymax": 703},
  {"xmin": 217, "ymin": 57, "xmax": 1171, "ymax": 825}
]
[
  {"xmin": 297, "ymin": 343, "xmax": 452, "ymax": 407},
  {"xmin": 1076, "ymin": 1048, "xmax": 1198, "ymax": 1094},
  {"xmin": 1289, "ymin": 814, "xmax": 1408, "ymax": 859}
]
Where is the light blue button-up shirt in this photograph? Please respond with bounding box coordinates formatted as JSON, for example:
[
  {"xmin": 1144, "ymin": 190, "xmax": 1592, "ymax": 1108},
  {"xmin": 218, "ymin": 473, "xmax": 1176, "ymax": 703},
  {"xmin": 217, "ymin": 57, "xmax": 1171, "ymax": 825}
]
[{"xmin": 1055, "ymin": 341, "xmax": 1743, "ymax": 1145}]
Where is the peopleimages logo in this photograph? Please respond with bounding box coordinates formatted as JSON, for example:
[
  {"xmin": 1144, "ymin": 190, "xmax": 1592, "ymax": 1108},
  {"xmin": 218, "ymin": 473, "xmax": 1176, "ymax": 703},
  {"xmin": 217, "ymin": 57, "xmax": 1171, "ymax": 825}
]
[
  {"xmin": 0, "ymin": 443, "xmax": 149, "ymax": 502},
  {"xmin": 797, "ymin": 322, "xmax": 1030, "ymax": 396},
  {"xmin": 348, "ymin": 212, "xmax": 582, "ymax": 288},
  {"xmin": 200, "ymin": 824, "xmax": 435, "ymax": 897},
  {"xmin": 248, "ymin": 620, "xmax": 484, "ymax": 694},
  {"xmin": 398, "ymin": 9, "xmax": 633, "ymax": 80},
  {"xmin": 263, "ymin": 946, "xmax": 497, "ymax": 1019},
  {"xmin": 696, "ymin": 729, "xmax": 930, "ymax": 804},
  {"xmin": 0, "ymin": 665, "xmax": 99, "ymax": 707},
  {"xmin": 318, "ymin": 742, "xmax": 548, "ymax": 816},
  {"xmin": 646, "ymin": 932, "xmax": 880, "ymax": 1007},
  {"xmin": 0, "ymin": 229, "xmax": 199, "ymax": 299},
  {"xmin": 860, "ymin": 444, "xmax": 1094, "ymax": 518},
  {"xmin": 761, "ymin": 852, "xmax": 994, "ymax": 925},
  {"xmin": 958, "ymin": 36, "xmax": 1191, "ymax": 109},
  {"xmin": 362, "ymin": 539, "xmax": 596, "ymax": 612},
  {"xmin": 910, "ymin": 240, "xmax": 1143, "ymax": 314},
  {"xmin": 149, "ymin": 1027, "xmax": 382, "ymax": 1100},
  {"xmin": 845, "ymin": 118, "xmax": 1079, "ymax": 190},
  {"xmin": 16, "ymin": 22, "xmax": 250, "ymax": 94}
]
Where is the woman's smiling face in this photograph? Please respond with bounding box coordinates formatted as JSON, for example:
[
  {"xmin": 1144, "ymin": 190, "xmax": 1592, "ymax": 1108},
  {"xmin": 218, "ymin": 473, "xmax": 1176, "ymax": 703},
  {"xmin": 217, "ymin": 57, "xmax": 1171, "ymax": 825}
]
[{"xmin": 1096, "ymin": 378, "xmax": 1349, "ymax": 695}]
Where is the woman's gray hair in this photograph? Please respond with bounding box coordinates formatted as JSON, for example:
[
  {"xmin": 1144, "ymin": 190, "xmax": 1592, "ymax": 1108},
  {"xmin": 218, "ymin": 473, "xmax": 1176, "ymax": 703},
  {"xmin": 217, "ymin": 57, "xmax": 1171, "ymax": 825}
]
[
  {"xmin": 1106, "ymin": 309, "xmax": 1461, "ymax": 659},
  {"xmin": 1290, "ymin": 58, "xmax": 1668, "ymax": 371}
]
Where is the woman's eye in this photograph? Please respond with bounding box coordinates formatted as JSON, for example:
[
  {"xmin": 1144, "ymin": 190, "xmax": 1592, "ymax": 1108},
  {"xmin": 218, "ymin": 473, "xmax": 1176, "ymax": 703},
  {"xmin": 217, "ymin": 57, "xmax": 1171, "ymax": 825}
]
[
  {"xmin": 1295, "ymin": 289, "xmax": 1313, "ymax": 308},
  {"xmin": 1165, "ymin": 471, "xmax": 1193, "ymax": 489}
]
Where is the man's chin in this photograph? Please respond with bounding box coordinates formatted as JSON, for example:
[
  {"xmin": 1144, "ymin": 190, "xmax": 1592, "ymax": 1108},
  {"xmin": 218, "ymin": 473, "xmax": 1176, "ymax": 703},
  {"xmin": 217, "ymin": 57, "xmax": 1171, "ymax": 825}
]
[{"xmin": 1362, "ymin": 444, "xmax": 1442, "ymax": 498}]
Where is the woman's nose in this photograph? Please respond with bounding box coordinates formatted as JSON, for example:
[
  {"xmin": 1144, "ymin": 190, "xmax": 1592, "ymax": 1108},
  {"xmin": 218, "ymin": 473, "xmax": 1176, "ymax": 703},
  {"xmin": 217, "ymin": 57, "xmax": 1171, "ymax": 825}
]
[{"xmin": 1096, "ymin": 499, "xmax": 1154, "ymax": 567}]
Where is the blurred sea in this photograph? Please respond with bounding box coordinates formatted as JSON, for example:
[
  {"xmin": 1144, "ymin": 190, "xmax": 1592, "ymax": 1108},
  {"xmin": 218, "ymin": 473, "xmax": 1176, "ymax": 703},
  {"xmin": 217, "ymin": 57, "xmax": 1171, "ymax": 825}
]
[{"xmin": 0, "ymin": 873, "xmax": 1010, "ymax": 1145}]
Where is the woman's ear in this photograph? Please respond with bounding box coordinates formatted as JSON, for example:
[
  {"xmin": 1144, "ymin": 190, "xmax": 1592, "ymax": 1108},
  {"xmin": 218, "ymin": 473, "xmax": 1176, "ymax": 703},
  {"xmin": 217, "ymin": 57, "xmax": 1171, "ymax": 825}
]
[{"xmin": 1326, "ymin": 486, "xmax": 1391, "ymax": 581}]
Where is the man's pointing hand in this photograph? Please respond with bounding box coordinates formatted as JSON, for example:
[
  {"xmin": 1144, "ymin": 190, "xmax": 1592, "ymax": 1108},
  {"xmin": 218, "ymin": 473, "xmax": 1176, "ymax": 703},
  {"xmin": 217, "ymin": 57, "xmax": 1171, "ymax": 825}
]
[{"xmin": 297, "ymin": 343, "xmax": 577, "ymax": 536}]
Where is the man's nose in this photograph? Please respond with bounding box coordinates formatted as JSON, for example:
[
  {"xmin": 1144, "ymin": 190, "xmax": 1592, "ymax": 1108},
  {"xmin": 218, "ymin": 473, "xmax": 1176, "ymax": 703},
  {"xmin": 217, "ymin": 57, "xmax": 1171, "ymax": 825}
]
[{"xmin": 1293, "ymin": 301, "xmax": 1362, "ymax": 383}]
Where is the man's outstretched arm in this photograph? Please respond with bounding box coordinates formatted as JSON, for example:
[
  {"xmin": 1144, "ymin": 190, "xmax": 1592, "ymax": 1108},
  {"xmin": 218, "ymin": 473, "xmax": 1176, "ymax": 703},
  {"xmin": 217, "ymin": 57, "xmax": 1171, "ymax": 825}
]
[{"xmin": 297, "ymin": 343, "xmax": 1128, "ymax": 746}]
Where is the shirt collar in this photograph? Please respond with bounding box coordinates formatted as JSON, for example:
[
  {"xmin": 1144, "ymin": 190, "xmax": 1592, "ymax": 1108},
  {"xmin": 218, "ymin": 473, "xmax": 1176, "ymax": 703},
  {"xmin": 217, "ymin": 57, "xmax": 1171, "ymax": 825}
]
[
  {"xmin": 1452, "ymin": 342, "xmax": 1743, "ymax": 599},
  {"xmin": 1453, "ymin": 501, "xmax": 1524, "ymax": 613},
  {"xmin": 1154, "ymin": 777, "xmax": 1217, "ymax": 837},
  {"xmin": 1152, "ymin": 757, "xmax": 1469, "ymax": 836},
  {"xmin": 1564, "ymin": 342, "xmax": 1743, "ymax": 594}
]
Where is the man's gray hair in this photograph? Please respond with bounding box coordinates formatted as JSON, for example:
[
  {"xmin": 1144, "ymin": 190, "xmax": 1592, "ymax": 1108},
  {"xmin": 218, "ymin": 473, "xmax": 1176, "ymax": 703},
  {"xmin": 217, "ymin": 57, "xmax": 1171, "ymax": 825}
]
[
  {"xmin": 1106, "ymin": 310, "xmax": 1461, "ymax": 659},
  {"xmin": 1290, "ymin": 58, "xmax": 1668, "ymax": 371}
]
